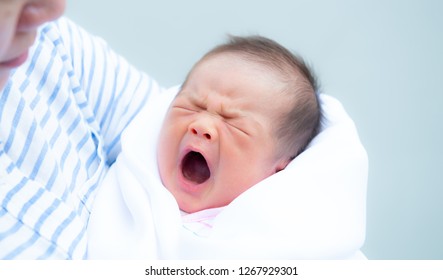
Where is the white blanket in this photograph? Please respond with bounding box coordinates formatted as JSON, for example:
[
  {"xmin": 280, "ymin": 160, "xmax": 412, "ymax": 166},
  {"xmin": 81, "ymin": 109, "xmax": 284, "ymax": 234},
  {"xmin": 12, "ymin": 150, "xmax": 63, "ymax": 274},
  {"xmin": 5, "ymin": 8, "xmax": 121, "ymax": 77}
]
[{"xmin": 87, "ymin": 87, "xmax": 368, "ymax": 259}]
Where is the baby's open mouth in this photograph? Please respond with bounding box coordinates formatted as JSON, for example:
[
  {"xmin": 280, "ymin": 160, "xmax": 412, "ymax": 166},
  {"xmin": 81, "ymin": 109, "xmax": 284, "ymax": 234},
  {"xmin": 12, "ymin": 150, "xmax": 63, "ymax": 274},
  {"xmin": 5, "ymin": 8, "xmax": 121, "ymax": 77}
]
[{"xmin": 181, "ymin": 151, "xmax": 211, "ymax": 184}]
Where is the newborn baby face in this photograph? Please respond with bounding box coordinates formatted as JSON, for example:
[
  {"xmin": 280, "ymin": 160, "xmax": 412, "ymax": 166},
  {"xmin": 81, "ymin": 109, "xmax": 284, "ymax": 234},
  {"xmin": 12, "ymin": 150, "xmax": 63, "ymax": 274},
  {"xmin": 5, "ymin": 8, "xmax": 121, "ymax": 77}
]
[{"xmin": 157, "ymin": 53, "xmax": 290, "ymax": 213}]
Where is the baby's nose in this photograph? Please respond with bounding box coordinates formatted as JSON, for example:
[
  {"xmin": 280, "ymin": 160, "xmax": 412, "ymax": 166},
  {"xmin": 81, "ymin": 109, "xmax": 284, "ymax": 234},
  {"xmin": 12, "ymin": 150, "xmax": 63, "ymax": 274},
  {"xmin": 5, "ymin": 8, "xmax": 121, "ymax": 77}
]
[
  {"xmin": 190, "ymin": 127, "xmax": 212, "ymax": 140},
  {"xmin": 189, "ymin": 119, "xmax": 217, "ymax": 141}
]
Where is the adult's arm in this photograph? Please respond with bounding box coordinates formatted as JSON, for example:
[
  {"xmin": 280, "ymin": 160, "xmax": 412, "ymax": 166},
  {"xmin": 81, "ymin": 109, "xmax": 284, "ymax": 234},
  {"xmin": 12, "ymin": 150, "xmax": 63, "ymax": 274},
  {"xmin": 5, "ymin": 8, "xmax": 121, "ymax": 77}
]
[{"xmin": 0, "ymin": 17, "xmax": 161, "ymax": 259}]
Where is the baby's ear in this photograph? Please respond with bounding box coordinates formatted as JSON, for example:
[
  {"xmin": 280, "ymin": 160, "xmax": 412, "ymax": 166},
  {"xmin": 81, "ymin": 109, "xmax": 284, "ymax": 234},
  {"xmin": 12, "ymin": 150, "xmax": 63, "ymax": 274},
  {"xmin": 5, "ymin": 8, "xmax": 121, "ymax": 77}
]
[{"xmin": 275, "ymin": 157, "xmax": 292, "ymax": 173}]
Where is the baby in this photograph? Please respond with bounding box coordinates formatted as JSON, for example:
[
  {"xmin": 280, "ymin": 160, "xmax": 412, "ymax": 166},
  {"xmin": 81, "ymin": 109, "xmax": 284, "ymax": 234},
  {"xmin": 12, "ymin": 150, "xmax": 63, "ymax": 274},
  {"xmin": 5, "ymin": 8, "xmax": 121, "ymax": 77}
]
[
  {"xmin": 87, "ymin": 35, "xmax": 327, "ymax": 258},
  {"xmin": 157, "ymin": 35, "xmax": 321, "ymax": 213}
]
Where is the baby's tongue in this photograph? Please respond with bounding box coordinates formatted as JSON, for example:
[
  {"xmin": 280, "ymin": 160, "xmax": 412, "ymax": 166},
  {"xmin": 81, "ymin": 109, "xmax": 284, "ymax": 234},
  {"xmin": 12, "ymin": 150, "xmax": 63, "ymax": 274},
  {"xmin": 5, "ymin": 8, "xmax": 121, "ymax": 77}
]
[{"xmin": 182, "ymin": 151, "xmax": 210, "ymax": 184}]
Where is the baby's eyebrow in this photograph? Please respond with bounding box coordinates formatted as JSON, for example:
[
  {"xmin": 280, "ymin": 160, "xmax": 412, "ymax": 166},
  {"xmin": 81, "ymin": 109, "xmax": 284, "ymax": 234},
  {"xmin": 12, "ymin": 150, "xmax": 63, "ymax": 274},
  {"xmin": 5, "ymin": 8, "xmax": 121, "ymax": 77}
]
[
  {"xmin": 219, "ymin": 103, "xmax": 241, "ymax": 119},
  {"xmin": 188, "ymin": 93, "xmax": 242, "ymax": 119},
  {"xmin": 188, "ymin": 94, "xmax": 207, "ymax": 109}
]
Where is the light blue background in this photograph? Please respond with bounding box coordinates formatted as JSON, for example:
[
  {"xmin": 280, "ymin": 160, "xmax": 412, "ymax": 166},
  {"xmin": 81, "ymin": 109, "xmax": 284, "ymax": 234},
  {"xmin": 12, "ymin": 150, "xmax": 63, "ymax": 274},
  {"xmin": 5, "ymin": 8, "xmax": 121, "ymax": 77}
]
[{"xmin": 66, "ymin": 0, "xmax": 443, "ymax": 259}]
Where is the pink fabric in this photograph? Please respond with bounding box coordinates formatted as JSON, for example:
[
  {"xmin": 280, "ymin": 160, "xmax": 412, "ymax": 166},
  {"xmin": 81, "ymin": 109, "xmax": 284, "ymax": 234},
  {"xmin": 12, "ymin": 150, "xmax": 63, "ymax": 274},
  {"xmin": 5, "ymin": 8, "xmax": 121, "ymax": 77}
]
[{"xmin": 181, "ymin": 207, "xmax": 224, "ymax": 237}]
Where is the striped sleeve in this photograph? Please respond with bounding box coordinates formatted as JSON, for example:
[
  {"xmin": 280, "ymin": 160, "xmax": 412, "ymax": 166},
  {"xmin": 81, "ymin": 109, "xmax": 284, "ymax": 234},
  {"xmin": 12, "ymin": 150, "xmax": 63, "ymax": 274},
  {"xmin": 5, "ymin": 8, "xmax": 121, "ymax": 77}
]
[
  {"xmin": 57, "ymin": 18, "xmax": 163, "ymax": 164},
  {"xmin": 0, "ymin": 17, "xmax": 161, "ymax": 259}
]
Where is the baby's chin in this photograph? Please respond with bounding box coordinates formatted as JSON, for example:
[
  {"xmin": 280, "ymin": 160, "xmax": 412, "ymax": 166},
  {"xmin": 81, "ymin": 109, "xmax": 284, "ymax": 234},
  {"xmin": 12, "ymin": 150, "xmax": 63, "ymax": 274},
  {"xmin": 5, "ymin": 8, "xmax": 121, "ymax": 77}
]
[
  {"xmin": 178, "ymin": 200, "xmax": 206, "ymax": 214},
  {"xmin": 176, "ymin": 196, "xmax": 227, "ymax": 214}
]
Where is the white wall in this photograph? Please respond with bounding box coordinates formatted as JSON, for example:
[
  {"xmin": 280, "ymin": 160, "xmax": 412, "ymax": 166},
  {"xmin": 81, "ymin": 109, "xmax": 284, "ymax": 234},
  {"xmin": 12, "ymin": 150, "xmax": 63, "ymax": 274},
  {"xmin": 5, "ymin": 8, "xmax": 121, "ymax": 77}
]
[{"xmin": 66, "ymin": 0, "xmax": 443, "ymax": 259}]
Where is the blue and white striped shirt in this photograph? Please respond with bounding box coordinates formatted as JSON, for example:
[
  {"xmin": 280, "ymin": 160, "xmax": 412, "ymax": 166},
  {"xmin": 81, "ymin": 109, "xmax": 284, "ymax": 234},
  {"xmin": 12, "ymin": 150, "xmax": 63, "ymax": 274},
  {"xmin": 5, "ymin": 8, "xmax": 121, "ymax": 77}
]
[{"xmin": 0, "ymin": 17, "xmax": 161, "ymax": 259}]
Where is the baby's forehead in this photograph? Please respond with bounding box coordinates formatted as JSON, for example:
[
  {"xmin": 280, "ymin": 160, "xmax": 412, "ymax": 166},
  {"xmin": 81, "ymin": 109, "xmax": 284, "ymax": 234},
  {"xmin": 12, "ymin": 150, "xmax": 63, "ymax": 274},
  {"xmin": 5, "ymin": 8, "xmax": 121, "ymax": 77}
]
[
  {"xmin": 208, "ymin": 52, "xmax": 303, "ymax": 86},
  {"xmin": 183, "ymin": 52, "xmax": 299, "ymax": 109},
  {"xmin": 200, "ymin": 52, "xmax": 270, "ymax": 70},
  {"xmin": 191, "ymin": 52, "xmax": 291, "ymax": 85}
]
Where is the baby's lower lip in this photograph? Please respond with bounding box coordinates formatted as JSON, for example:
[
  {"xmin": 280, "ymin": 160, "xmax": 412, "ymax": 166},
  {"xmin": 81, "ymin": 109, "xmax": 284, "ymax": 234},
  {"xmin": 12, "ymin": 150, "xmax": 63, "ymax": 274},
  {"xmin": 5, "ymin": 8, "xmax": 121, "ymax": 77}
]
[
  {"xmin": 178, "ymin": 162, "xmax": 210, "ymax": 193},
  {"xmin": 178, "ymin": 171, "xmax": 206, "ymax": 194},
  {"xmin": 0, "ymin": 51, "xmax": 29, "ymax": 68}
]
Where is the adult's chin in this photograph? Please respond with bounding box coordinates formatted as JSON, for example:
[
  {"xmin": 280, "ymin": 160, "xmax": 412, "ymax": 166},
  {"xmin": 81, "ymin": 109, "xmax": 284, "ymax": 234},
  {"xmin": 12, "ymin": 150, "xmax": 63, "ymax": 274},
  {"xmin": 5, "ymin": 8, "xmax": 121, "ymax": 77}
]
[{"xmin": 0, "ymin": 72, "xmax": 10, "ymax": 90}]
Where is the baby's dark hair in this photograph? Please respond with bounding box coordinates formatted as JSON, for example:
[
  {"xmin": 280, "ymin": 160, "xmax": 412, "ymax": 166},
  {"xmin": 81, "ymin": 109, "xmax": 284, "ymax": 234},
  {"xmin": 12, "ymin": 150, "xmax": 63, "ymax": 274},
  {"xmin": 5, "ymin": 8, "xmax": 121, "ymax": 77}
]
[{"xmin": 196, "ymin": 35, "xmax": 322, "ymax": 160}]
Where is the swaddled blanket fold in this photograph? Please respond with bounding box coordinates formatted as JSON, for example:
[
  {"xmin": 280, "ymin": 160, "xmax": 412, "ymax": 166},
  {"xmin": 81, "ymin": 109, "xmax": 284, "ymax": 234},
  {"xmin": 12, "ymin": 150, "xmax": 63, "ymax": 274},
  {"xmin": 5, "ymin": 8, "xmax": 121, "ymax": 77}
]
[{"xmin": 87, "ymin": 87, "xmax": 368, "ymax": 259}]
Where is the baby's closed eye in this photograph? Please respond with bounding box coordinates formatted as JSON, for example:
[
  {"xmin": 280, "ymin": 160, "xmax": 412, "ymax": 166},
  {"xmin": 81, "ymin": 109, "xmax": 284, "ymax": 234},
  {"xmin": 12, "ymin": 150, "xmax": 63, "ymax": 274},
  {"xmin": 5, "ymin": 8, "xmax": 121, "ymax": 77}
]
[{"xmin": 225, "ymin": 119, "xmax": 250, "ymax": 136}]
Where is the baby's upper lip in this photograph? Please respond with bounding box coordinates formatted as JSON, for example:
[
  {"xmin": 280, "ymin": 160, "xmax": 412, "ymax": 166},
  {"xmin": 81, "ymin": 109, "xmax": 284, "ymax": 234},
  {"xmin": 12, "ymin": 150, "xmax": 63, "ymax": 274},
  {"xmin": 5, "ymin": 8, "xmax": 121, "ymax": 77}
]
[{"xmin": 181, "ymin": 145, "xmax": 212, "ymax": 169}]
